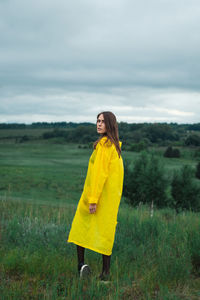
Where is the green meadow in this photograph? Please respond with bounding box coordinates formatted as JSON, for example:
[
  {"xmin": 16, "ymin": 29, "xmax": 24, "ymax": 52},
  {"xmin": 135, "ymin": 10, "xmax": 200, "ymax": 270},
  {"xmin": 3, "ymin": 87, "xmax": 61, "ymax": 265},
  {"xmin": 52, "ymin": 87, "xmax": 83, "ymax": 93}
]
[{"xmin": 0, "ymin": 140, "xmax": 200, "ymax": 299}]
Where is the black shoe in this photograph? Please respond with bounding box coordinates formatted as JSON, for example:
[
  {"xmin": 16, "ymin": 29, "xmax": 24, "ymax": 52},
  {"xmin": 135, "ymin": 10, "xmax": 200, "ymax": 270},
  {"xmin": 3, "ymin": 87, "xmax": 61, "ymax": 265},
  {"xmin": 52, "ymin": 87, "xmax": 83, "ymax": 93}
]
[
  {"xmin": 99, "ymin": 272, "xmax": 111, "ymax": 282},
  {"xmin": 79, "ymin": 264, "xmax": 91, "ymax": 278}
]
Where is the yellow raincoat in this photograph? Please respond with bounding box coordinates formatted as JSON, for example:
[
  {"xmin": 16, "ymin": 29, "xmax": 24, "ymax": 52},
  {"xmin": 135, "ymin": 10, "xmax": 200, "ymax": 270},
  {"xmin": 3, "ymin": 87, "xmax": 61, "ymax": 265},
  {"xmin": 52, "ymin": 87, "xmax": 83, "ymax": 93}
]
[{"xmin": 67, "ymin": 136, "xmax": 124, "ymax": 255}]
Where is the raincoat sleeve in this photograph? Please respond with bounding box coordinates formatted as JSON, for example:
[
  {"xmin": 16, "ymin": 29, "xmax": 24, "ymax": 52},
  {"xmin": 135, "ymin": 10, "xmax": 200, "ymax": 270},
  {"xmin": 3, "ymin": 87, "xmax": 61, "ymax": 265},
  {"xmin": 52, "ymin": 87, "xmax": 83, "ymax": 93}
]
[{"xmin": 88, "ymin": 143, "xmax": 113, "ymax": 204}]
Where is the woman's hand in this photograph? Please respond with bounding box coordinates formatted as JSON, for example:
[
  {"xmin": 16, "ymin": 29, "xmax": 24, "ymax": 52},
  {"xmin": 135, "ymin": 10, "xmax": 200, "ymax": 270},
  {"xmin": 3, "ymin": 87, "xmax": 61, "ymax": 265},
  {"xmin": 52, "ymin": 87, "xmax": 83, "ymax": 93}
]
[{"xmin": 89, "ymin": 203, "xmax": 97, "ymax": 214}]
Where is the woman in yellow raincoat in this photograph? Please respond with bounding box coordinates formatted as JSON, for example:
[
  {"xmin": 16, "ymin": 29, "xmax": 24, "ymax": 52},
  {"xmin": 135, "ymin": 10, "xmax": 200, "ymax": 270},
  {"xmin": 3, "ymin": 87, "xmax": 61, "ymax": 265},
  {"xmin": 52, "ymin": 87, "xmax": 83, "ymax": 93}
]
[{"xmin": 67, "ymin": 111, "xmax": 124, "ymax": 280}]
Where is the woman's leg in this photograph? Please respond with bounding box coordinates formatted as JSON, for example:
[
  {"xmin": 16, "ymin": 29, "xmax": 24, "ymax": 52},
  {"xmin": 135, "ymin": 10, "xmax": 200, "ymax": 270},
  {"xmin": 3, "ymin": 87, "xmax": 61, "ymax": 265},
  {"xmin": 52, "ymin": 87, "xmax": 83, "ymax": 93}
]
[
  {"xmin": 102, "ymin": 254, "xmax": 111, "ymax": 275},
  {"xmin": 77, "ymin": 245, "xmax": 85, "ymax": 271}
]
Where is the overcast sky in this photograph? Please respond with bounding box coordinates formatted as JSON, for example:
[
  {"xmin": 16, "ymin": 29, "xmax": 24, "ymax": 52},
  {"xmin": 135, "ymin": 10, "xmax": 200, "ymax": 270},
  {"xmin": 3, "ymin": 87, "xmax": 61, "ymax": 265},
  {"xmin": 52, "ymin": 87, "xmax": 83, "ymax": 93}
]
[{"xmin": 0, "ymin": 0, "xmax": 200, "ymax": 124}]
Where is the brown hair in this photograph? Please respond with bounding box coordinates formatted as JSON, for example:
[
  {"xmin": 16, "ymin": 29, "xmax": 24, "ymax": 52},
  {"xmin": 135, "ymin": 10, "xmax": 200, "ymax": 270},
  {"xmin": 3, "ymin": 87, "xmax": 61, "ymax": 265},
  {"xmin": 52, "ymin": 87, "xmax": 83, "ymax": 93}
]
[{"xmin": 93, "ymin": 111, "xmax": 121, "ymax": 158}]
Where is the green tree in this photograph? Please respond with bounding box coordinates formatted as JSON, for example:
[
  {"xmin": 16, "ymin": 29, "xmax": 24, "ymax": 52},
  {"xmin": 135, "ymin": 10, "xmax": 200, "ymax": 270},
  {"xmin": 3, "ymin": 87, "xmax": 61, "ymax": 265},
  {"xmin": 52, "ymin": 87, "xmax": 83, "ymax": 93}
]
[
  {"xmin": 171, "ymin": 165, "xmax": 200, "ymax": 212},
  {"xmin": 172, "ymin": 148, "xmax": 181, "ymax": 158},
  {"xmin": 129, "ymin": 140, "xmax": 148, "ymax": 152},
  {"xmin": 145, "ymin": 123, "xmax": 177, "ymax": 143},
  {"xmin": 164, "ymin": 146, "xmax": 180, "ymax": 158},
  {"xmin": 123, "ymin": 152, "xmax": 169, "ymax": 208},
  {"xmin": 185, "ymin": 135, "xmax": 200, "ymax": 146},
  {"xmin": 164, "ymin": 146, "xmax": 173, "ymax": 158}
]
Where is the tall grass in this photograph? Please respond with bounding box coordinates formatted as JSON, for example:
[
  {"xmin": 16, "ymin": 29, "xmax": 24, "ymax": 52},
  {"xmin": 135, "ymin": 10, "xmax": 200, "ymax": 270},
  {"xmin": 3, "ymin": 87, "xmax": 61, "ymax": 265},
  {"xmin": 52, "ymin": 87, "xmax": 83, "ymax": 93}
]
[{"xmin": 1, "ymin": 197, "xmax": 199, "ymax": 299}]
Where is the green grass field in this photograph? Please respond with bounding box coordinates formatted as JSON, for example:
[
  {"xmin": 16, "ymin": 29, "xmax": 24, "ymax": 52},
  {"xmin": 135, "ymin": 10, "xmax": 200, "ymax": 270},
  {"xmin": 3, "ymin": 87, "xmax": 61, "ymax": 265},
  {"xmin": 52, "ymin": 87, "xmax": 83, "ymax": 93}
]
[{"xmin": 0, "ymin": 140, "xmax": 200, "ymax": 299}]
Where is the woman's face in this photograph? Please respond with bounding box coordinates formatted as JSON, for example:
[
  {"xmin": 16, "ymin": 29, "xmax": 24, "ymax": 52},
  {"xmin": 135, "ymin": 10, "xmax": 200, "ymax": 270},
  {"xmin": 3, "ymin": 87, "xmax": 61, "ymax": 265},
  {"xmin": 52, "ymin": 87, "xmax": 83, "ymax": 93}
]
[{"xmin": 97, "ymin": 114, "xmax": 106, "ymax": 134}]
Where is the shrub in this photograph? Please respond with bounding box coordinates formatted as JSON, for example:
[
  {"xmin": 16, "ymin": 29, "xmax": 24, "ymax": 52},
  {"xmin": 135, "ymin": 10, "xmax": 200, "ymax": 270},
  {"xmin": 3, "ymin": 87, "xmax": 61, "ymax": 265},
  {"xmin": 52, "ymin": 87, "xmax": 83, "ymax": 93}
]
[
  {"xmin": 172, "ymin": 148, "xmax": 181, "ymax": 158},
  {"xmin": 164, "ymin": 146, "xmax": 180, "ymax": 158},
  {"xmin": 194, "ymin": 149, "xmax": 200, "ymax": 159},
  {"xmin": 42, "ymin": 129, "xmax": 67, "ymax": 139},
  {"xmin": 195, "ymin": 162, "xmax": 200, "ymax": 180},
  {"xmin": 164, "ymin": 146, "xmax": 173, "ymax": 157},
  {"xmin": 171, "ymin": 165, "xmax": 200, "ymax": 212},
  {"xmin": 123, "ymin": 152, "xmax": 170, "ymax": 208},
  {"xmin": 129, "ymin": 140, "xmax": 148, "ymax": 152},
  {"xmin": 19, "ymin": 135, "xmax": 29, "ymax": 143},
  {"xmin": 185, "ymin": 134, "xmax": 200, "ymax": 146}
]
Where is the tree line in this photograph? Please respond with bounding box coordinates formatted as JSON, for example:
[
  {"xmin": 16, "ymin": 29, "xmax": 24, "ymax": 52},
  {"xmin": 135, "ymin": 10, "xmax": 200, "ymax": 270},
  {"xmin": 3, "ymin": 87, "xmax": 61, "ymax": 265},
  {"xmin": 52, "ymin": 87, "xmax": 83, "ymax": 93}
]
[
  {"xmin": 1, "ymin": 122, "xmax": 200, "ymax": 147},
  {"xmin": 0, "ymin": 122, "xmax": 92, "ymax": 129},
  {"xmin": 41, "ymin": 122, "xmax": 200, "ymax": 146}
]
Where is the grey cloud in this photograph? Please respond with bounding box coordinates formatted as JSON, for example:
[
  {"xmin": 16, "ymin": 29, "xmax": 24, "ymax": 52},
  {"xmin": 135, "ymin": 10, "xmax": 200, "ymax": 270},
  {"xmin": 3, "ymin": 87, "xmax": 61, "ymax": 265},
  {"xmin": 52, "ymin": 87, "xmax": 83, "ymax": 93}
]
[
  {"xmin": 0, "ymin": 0, "xmax": 200, "ymax": 123},
  {"xmin": 1, "ymin": 87, "xmax": 199, "ymax": 124}
]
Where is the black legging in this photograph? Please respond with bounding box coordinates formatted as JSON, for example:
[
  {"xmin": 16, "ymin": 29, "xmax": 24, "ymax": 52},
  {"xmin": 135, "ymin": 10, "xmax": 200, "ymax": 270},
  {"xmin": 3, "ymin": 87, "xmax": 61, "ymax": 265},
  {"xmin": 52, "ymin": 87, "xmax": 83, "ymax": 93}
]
[{"xmin": 77, "ymin": 245, "xmax": 111, "ymax": 274}]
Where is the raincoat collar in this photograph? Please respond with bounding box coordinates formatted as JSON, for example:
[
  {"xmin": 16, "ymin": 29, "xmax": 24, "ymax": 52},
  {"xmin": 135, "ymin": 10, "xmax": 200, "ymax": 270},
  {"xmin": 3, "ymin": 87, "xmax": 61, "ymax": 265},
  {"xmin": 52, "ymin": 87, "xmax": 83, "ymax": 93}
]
[
  {"xmin": 99, "ymin": 136, "xmax": 111, "ymax": 146},
  {"xmin": 99, "ymin": 136, "xmax": 122, "ymax": 148}
]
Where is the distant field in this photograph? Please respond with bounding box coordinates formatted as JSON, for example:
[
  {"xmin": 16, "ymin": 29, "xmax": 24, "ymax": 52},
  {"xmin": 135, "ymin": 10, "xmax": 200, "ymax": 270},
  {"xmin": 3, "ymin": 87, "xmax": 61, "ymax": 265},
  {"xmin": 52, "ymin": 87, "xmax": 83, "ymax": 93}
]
[
  {"xmin": 0, "ymin": 143, "xmax": 90, "ymax": 204},
  {"xmin": 0, "ymin": 141, "xmax": 198, "ymax": 204},
  {"xmin": 0, "ymin": 128, "xmax": 72, "ymax": 145},
  {"xmin": 0, "ymin": 128, "xmax": 56, "ymax": 138}
]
